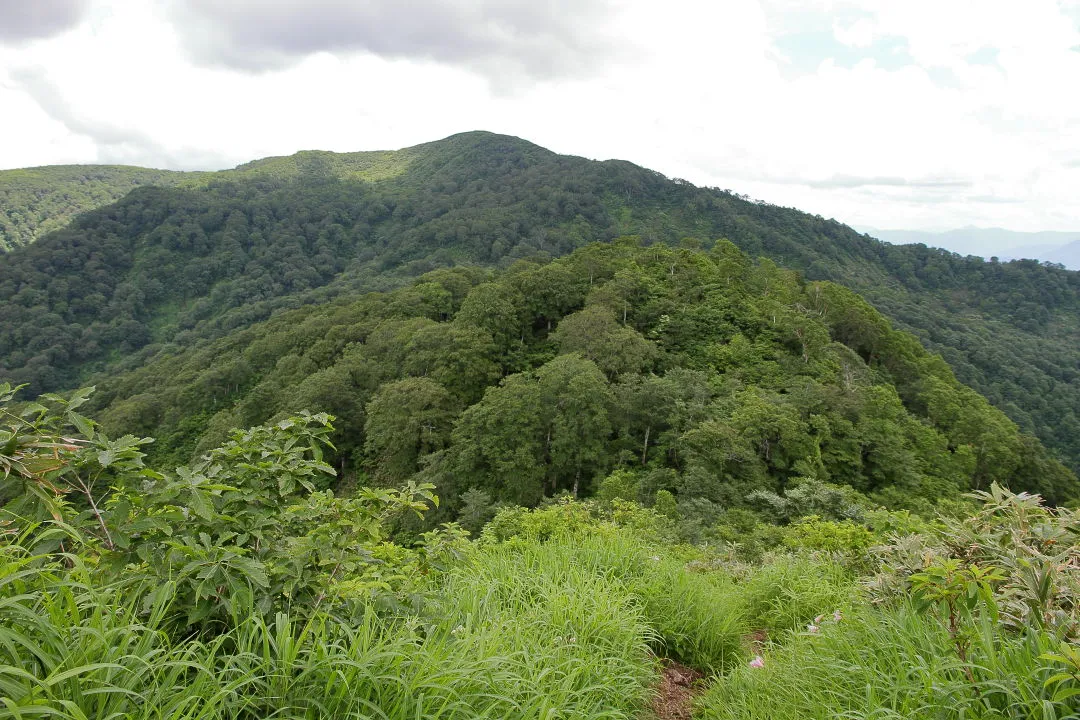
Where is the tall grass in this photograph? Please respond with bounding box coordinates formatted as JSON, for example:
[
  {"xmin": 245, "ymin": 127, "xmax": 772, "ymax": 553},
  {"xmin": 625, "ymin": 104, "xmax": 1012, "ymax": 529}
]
[
  {"xmin": 9, "ymin": 520, "xmax": 901, "ymax": 719},
  {"xmin": 0, "ymin": 568, "xmax": 654, "ymax": 718},
  {"xmin": 458, "ymin": 531, "xmax": 747, "ymax": 673},
  {"xmin": 697, "ymin": 601, "xmax": 1080, "ymax": 720},
  {"xmin": 1, "ymin": 526, "xmax": 747, "ymax": 719},
  {"xmin": 737, "ymin": 554, "xmax": 855, "ymax": 638}
]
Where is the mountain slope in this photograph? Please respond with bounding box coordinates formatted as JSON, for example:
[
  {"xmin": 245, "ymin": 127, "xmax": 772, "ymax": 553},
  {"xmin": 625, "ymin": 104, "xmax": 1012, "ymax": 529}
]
[
  {"xmin": 0, "ymin": 141, "xmax": 443, "ymax": 253},
  {"xmin": 0, "ymin": 165, "xmax": 196, "ymax": 251},
  {"xmin": 2, "ymin": 131, "xmax": 1080, "ymax": 474},
  {"xmin": 1045, "ymin": 239, "xmax": 1080, "ymax": 269},
  {"xmin": 85, "ymin": 240, "xmax": 1075, "ymax": 507}
]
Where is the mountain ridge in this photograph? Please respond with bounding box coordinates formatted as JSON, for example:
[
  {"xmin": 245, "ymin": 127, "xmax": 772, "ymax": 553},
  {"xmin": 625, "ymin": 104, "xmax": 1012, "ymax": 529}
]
[
  {"xmin": 862, "ymin": 226, "xmax": 1080, "ymax": 269},
  {"xmin": 2, "ymin": 131, "xmax": 1080, "ymax": 475}
]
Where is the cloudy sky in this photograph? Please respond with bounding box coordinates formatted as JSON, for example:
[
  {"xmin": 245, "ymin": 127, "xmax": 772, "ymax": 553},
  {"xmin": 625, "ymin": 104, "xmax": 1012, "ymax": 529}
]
[{"xmin": 2, "ymin": 0, "xmax": 1079, "ymax": 232}]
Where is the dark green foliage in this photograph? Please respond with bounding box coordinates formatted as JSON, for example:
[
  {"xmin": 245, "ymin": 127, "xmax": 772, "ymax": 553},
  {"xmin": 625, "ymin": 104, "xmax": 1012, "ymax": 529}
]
[
  {"xmin": 65, "ymin": 241, "xmax": 1077, "ymax": 523},
  {"xmin": 2, "ymin": 131, "xmax": 1080, "ymax": 477},
  {"xmin": 364, "ymin": 377, "xmax": 460, "ymax": 483},
  {"xmin": 0, "ymin": 165, "xmax": 191, "ymax": 251},
  {"xmin": 551, "ymin": 304, "xmax": 658, "ymax": 376}
]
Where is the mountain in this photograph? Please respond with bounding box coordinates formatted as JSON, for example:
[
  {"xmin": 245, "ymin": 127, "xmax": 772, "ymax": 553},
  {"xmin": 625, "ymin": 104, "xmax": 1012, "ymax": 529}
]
[
  {"xmin": 1044, "ymin": 239, "xmax": 1080, "ymax": 269},
  {"xmin": 2, "ymin": 131, "xmax": 1080, "ymax": 478},
  {"xmin": 863, "ymin": 226, "xmax": 1080, "ymax": 269},
  {"xmin": 0, "ymin": 146, "xmax": 433, "ymax": 253},
  {"xmin": 0, "ymin": 165, "xmax": 194, "ymax": 251}
]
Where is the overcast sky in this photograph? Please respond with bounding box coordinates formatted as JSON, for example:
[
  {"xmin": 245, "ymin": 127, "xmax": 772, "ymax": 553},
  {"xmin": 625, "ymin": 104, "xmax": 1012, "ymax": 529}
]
[{"xmin": 1, "ymin": 0, "xmax": 1079, "ymax": 232}]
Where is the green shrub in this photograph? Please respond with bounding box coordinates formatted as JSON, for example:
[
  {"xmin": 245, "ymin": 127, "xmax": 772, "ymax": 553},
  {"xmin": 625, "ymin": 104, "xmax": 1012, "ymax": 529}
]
[
  {"xmin": 783, "ymin": 516, "xmax": 875, "ymax": 553},
  {"xmin": 596, "ymin": 469, "xmax": 641, "ymax": 505},
  {"xmin": 871, "ymin": 484, "xmax": 1080, "ymax": 639}
]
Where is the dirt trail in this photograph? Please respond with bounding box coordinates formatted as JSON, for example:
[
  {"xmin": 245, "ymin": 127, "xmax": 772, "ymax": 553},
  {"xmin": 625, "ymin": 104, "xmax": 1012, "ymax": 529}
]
[
  {"xmin": 648, "ymin": 660, "xmax": 706, "ymax": 720},
  {"xmin": 647, "ymin": 631, "xmax": 767, "ymax": 719}
]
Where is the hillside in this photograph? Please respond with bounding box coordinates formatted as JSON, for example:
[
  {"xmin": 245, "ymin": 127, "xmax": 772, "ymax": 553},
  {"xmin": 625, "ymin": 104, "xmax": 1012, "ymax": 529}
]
[
  {"xmin": 84, "ymin": 240, "xmax": 1076, "ymax": 509},
  {"xmin": 0, "ymin": 139, "xmax": 462, "ymax": 254},
  {"xmin": 0, "ymin": 144, "xmax": 431, "ymax": 252},
  {"xmin": 864, "ymin": 227, "xmax": 1080, "ymax": 265},
  {"xmin": 4, "ymin": 135, "xmax": 1080, "ymax": 720},
  {"xmin": 2, "ymin": 132, "xmax": 1080, "ymax": 475},
  {"xmin": 3, "ymin": 247, "xmax": 1079, "ymax": 717},
  {"xmin": 0, "ymin": 165, "xmax": 193, "ymax": 251}
]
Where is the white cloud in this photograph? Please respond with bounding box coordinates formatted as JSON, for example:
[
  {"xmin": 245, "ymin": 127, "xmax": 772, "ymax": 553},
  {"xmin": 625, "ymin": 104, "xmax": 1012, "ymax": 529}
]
[
  {"xmin": 0, "ymin": 0, "xmax": 1079, "ymax": 232},
  {"xmin": 833, "ymin": 18, "xmax": 875, "ymax": 48}
]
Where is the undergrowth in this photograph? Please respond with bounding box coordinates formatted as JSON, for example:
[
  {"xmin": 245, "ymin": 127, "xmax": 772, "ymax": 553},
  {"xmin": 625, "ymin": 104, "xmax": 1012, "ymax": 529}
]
[{"xmin": 4, "ymin": 387, "xmax": 1080, "ymax": 718}]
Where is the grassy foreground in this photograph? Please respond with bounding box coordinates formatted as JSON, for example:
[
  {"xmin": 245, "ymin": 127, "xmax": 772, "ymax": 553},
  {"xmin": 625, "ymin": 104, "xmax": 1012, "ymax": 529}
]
[
  {"xmin": 2, "ymin": 393, "xmax": 1079, "ymax": 718},
  {"xmin": 0, "ymin": 518, "xmax": 742, "ymax": 719},
  {"xmin": 10, "ymin": 495, "xmax": 1078, "ymax": 719}
]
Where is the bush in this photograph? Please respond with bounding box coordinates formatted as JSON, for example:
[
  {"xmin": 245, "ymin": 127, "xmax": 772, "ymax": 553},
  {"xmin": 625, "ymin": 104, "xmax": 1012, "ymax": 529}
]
[{"xmin": 783, "ymin": 516, "xmax": 875, "ymax": 553}]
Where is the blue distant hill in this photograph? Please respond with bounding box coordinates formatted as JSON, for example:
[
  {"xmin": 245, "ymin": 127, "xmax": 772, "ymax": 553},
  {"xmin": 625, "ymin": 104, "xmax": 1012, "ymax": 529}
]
[{"xmin": 859, "ymin": 227, "xmax": 1080, "ymax": 270}]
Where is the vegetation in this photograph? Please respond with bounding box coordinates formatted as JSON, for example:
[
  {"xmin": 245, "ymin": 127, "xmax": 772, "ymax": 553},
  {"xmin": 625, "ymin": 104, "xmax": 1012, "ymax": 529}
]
[
  {"xmin": 64, "ymin": 240, "xmax": 1075, "ymax": 514},
  {"xmin": 1, "ymin": 133, "xmax": 1078, "ymax": 479},
  {"xmin": 0, "ymin": 165, "xmax": 189, "ymax": 251},
  {"xmin": 2, "ymin": 385, "xmax": 1078, "ymax": 718},
  {"xmin": 699, "ymin": 484, "xmax": 1080, "ymax": 719},
  {"xmin": 3, "ymin": 131, "xmax": 1080, "ymax": 717},
  {"xmin": 0, "ymin": 143, "xmax": 422, "ymax": 252}
]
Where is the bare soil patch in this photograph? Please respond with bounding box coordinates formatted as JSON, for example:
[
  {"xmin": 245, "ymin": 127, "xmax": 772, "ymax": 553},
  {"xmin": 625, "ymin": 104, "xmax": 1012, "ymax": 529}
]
[{"xmin": 649, "ymin": 659, "xmax": 706, "ymax": 720}]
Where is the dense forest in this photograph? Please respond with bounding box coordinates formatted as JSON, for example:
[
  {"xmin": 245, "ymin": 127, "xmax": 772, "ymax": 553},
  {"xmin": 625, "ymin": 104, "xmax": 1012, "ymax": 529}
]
[
  {"xmin": 4, "ymin": 132, "xmax": 1080, "ymax": 719},
  {"xmin": 0, "ymin": 145, "xmax": 424, "ymax": 252},
  {"xmin": 1, "ymin": 132, "xmax": 1078, "ymax": 478},
  {"xmin": 0, "ymin": 165, "xmax": 189, "ymax": 251},
  {"xmin": 81, "ymin": 241, "xmax": 1077, "ymax": 517}
]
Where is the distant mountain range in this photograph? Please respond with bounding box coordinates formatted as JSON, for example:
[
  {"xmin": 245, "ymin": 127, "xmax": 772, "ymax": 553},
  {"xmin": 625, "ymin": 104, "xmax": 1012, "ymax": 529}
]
[{"xmin": 860, "ymin": 227, "xmax": 1080, "ymax": 270}]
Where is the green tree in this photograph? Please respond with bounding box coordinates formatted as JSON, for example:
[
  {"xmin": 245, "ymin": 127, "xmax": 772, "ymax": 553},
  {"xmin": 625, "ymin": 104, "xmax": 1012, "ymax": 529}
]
[
  {"xmin": 364, "ymin": 377, "xmax": 460, "ymax": 484},
  {"xmin": 445, "ymin": 354, "xmax": 613, "ymax": 503},
  {"xmin": 551, "ymin": 305, "xmax": 657, "ymax": 377}
]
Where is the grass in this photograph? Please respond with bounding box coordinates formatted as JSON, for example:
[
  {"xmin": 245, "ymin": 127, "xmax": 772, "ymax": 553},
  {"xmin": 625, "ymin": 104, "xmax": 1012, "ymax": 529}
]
[
  {"xmin": 697, "ymin": 601, "xmax": 1079, "ymax": 720},
  {"xmin": 6, "ymin": 512, "xmax": 1075, "ymax": 719},
  {"xmin": 463, "ymin": 530, "xmax": 748, "ymax": 673},
  {"xmin": 0, "ymin": 570, "xmax": 655, "ymax": 718},
  {"xmin": 0, "ymin": 526, "xmax": 742, "ymax": 719},
  {"xmin": 736, "ymin": 554, "xmax": 856, "ymax": 638}
]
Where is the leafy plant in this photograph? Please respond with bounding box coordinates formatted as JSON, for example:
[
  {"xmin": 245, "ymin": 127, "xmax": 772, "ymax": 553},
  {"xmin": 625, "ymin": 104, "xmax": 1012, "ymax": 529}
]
[{"xmin": 872, "ymin": 484, "xmax": 1080, "ymax": 639}]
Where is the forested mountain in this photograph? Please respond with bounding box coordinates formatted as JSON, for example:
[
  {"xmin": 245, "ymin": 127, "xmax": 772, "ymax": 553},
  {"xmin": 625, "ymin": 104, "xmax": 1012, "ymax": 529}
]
[
  {"xmin": 2, "ymin": 131, "xmax": 1079, "ymax": 476},
  {"xmin": 6, "ymin": 134, "xmax": 1080, "ymax": 720},
  {"xmin": 0, "ymin": 146, "xmax": 425, "ymax": 253},
  {"xmin": 85, "ymin": 240, "xmax": 1077, "ymax": 512},
  {"xmin": 864, "ymin": 226, "xmax": 1080, "ymax": 269},
  {"xmin": 0, "ymin": 165, "xmax": 191, "ymax": 251}
]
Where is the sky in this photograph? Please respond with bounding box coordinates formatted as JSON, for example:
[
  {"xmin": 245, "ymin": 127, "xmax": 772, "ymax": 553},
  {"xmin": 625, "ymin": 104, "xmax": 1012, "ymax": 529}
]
[{"xmin": 2, "ymin": 0, "xmax": 1080, "ymax": 233}]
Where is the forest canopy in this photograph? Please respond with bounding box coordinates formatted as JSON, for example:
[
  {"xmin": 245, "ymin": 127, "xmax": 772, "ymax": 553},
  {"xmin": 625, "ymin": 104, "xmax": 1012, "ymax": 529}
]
[
  {"xmin": 84, "ymin": 240, "xmax": 1079, "ymax": 518},
  {"xmin": 1, "ymin": 131, "xmax": 1078, "ymax": 479}
]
